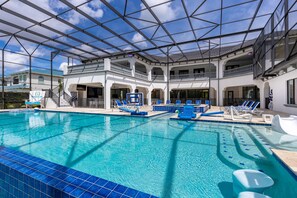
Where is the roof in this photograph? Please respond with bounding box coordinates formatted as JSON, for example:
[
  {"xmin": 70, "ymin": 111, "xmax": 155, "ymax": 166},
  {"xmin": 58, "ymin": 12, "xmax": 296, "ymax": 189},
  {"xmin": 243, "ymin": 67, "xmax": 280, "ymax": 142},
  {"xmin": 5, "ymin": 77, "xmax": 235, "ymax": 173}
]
[
  {"xmin": 10, "ymin": 69, "xmax": 63, "ymax": 77},
  {"xmin": 0, "ymin": 0, "xmax": 281, "ymax": 64}
]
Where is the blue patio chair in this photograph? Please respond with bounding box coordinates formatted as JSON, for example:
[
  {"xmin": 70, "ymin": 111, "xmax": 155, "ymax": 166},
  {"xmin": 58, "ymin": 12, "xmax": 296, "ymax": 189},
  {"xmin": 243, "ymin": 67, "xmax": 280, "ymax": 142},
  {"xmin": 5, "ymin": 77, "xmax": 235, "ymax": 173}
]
[
  {"xmin": 166, "ymin": 100, "xmax": 171, "ymax": 105},
  {"xmin": 243, "ymin": 101, "xmax": 263, "ymax": 115},
  {"xmin": 205, "ymin": 100, "xmax": 211, "ymax": 105},
  {"xmin": 195, "ymin": 100, "xmax": 201, "ymax": 105},
  {"xmin": 186, "ymin": 100, "xmax": 192, "ymax": 105},
  {"xmin": 115, "ymin": 99, "xmax": 124, "ymax": 107},
  {"xmin": 156, "ymin": 100, "xmax": 162, "ymax": 105},
  {"xmin": 225, "ymin": 100, "xmax": 247, "ymax": 112},
  {"xmin": 239, "ymin": 101, "xmax": 255, "ymax": 111},
  {"xmin": 122, "ymin": 100, "xmax": 128, "ymax": 106},
  {"xmin": 178, "ymin": 105, "xmax": 196, "ymax": 119},
  {"xmin": 176, "ymin": 100, "xmax": 181, "ymax": 105}
]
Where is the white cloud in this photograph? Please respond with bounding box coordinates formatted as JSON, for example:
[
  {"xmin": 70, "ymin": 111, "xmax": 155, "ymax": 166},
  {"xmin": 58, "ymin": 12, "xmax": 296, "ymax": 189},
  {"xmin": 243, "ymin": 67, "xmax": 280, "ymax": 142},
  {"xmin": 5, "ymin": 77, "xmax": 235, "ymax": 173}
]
[
  {"xmin": 132, "ymin": 33, "xmax": 148, "ymax": 47},
  {"xmin": 140, "ymin": 0, "xmax": 177, "ymax": 24},
  {"xmin": 59, "ymin": 62, "xmax": 68, "ymax": 71},
  {"xmin": 3, "ymin": 51, "xmax": 28, "ymax": 71}
]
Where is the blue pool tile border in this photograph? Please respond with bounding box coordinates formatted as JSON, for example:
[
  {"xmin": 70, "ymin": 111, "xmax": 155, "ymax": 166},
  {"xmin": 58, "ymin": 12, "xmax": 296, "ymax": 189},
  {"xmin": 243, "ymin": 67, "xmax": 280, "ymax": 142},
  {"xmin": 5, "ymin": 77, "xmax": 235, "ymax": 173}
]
[
  {"xmin": 0, "ymin": 146, "xmax": 158, "ymax": 198},
  {"xmin": 170, "ymin": 117, "xmax": 272, "ymax": 126}
]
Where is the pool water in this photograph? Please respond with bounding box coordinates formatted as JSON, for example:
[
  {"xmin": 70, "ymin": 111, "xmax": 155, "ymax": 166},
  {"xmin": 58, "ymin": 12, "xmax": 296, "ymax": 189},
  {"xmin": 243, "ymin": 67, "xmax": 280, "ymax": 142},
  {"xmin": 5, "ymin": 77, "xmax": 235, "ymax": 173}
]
[{"xmin": 0, "ymin": 111, "xmax": 297, "ymax": 197}]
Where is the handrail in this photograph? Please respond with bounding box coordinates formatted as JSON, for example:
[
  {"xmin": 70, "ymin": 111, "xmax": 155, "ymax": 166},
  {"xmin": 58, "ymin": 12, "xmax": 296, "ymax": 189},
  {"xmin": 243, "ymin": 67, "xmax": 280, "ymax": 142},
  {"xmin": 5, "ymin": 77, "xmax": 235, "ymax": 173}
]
[
  {"xmin": 224, "ymin": 65, "xmax": 253, "ymax": 77},
  {"xmin": 68, "ymin": 63, "xmax": 104, "ymax": 74},
  {"xmin": 170, "ymin": 72, "xmax": 216, "ymax": 80},
  {"xmin": 152, "ymin": 75, "xmax": 164, "ymax": 81}
]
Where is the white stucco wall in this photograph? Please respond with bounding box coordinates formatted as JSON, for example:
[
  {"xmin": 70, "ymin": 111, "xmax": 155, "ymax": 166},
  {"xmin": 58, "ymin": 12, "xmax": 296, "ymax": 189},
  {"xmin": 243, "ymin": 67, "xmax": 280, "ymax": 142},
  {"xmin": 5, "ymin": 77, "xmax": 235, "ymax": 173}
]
[{"xmin": 266, "ymin": 69, "xmax": 297, "ymax": 115}]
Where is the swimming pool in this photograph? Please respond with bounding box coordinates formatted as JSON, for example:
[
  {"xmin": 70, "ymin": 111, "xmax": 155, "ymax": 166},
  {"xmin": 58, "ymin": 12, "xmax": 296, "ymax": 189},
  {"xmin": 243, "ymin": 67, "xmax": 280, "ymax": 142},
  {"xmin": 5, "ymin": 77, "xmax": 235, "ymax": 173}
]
[{"xmin": 1, "ymin": 111, "xmax": 297, "ymax": 197}]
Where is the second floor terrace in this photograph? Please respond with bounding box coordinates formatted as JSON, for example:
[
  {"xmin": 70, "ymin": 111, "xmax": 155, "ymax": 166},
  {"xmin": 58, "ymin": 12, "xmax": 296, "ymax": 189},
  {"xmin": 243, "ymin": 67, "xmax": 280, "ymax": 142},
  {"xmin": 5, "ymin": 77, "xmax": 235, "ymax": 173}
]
[{"xmin": 65, "ymin": 55, "xmax": 254, "ymax": 82}]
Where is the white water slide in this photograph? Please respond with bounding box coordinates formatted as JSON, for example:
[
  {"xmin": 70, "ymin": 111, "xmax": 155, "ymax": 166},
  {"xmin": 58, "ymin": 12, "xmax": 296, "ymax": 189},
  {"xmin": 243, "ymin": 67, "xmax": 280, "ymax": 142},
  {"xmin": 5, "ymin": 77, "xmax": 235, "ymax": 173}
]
[{"xmin": 272, "ymin": 115, "xmax": 297, "ymax": 136}]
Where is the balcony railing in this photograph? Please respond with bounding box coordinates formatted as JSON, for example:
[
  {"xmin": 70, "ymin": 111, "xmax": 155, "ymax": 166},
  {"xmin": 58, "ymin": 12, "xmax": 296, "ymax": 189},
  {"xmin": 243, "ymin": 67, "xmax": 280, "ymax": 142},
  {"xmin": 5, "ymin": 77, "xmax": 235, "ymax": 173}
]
[
  {"xmin": 111, "ymin": 64, "xmax": 132, "ymax": 76},
  {"xmin": 152, "ymin": 75, "xmax": 164, "ymax": 81},
  {"xmin": 170, "ymin": 72, "xmax": 216, "ymax": 81},
  {"xmin": 135, "ymin": 71, "xmax": 148, "ymax": 79},
  {"xmin": 223, "ymin": 65, "xmax": 253, "ymax": 77},
  {"xmin": 68, "ymin": 63, "xmax": 104, "ymax": 74}
]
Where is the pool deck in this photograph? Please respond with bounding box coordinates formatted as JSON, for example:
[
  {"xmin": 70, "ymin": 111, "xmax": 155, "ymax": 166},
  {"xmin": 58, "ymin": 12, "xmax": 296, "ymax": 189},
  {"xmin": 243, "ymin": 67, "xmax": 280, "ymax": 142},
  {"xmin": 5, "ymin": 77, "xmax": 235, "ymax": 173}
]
[
  {"xmin": 272, "ymin": 149, "xmax": 297, "ymax": 178},
  {"xmin": 170, "ymin": 106, "xmax": 292, "ymax": 125}
]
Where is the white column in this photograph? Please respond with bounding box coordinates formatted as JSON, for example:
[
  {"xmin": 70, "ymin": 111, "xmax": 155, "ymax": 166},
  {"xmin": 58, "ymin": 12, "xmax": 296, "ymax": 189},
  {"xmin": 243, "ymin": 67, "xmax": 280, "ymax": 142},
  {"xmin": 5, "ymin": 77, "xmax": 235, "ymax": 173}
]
[
  {"xmin": 147, "ymin": 66, "xmax": 152, "ymax": 81},
  {"xmin": 130, "ymin": 84, "xmax": 136, "ymax": 93},
  {"xmin": 163, "ymin": 88, "xmax": 168, "ymax": 105},
  {"xmin": 216, "ymin": 87, "xmax": 219, "ymax": 106},
  {"xmin": 218, "ymin": 60, "xmax": 225, "ymax": 79},
  {"xmin": 147, "ymin": 89, "xmax": 152, "ymax": 106},
  {"xmin": 104, "ymin": 58, "xmax": 111, "ymax": 70},
  {"xmin": 219, "ymin": 88, "xmax": 225, "ymax": 106},
  {"xmin": 129, "ymin": 59, "xmax": 136, "ymax": 77},
  {"xmin": 212, "ymin": 61, "xmax": 219, "ymax": 79},
  {"xmin": 104, "ymin": 81, "xmax": 112, "ymax": 110}
]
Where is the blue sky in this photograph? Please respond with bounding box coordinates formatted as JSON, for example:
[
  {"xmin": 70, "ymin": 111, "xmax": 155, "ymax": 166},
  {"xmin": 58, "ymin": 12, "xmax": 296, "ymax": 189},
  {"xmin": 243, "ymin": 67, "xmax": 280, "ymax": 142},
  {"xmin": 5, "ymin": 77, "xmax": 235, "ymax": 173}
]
[{"xmin": 0, "ymin": 0, "xmax": 284, "ymax": 74}]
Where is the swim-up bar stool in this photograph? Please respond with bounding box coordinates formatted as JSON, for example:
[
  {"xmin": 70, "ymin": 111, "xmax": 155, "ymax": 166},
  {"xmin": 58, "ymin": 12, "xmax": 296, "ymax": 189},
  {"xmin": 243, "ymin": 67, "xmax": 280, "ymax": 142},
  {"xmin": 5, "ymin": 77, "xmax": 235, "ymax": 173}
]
[{"xmin": 232, "ymin": 169, "xmax": 274, "ymax": 197}]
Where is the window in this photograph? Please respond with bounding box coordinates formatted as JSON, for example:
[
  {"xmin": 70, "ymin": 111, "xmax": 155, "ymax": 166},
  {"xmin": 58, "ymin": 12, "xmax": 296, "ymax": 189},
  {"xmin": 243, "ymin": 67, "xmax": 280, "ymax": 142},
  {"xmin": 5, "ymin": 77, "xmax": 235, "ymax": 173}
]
[
  {"xmin": 242, "ymin": 86, "xmax": 260, "ymax": 99},
  {"xmin": 225, "ymin": 65, "xmax": 239, "ymax": 70},
  {"xmin": 38, "ymin": 76, "xmax": 44, "ymax": 84},
  {"xmin": 179, "ymin": 70, "xmax": 189, "ymax": 75},
  {"xmin": 13, "ymin": 76, "xmax": 19, "ymax": 84},
  {"xmin": 23, "ymin": 75, "xmax": 27, "ymax": 82},
  {"xmin": 193, "ymin": 68, "xmax": 205, "ymax": 73},
  {"xmin": 287, "ymin": 78, "xmax": 297, "ymax": 104},
  {"xmin": 170, "ymin": 71, "xmax": 175, "ymax": 76},
  {"xmin": 87, "ymin": 87, "xmax": 102, "ymax": 98}
]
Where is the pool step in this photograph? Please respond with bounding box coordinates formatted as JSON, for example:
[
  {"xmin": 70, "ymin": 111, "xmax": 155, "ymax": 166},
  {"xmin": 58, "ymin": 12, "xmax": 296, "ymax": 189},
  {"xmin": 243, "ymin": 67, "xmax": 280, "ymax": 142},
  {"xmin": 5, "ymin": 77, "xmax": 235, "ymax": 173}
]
[
  {"xmin": 218, "ymin": 129, "xmax": 259, "ymax": 170},
  {"xmin": 232, "ymin": 127, "xmax": 269, "ymax": 164}
]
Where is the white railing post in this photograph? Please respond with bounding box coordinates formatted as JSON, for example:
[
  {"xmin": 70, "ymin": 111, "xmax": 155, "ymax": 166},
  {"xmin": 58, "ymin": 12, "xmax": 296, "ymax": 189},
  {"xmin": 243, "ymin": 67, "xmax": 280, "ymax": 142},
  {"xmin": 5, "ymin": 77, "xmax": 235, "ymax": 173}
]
[{"xmin": 104, "ymin": 58, "xmax": 111, "ymax": 71}]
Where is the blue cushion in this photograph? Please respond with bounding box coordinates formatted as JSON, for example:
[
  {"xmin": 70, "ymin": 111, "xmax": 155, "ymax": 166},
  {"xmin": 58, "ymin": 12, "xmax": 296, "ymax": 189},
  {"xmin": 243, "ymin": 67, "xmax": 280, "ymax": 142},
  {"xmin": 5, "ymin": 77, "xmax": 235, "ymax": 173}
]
[{"xmin": 25, "ymin": 101, "xmax": 41, "ymax": 105}]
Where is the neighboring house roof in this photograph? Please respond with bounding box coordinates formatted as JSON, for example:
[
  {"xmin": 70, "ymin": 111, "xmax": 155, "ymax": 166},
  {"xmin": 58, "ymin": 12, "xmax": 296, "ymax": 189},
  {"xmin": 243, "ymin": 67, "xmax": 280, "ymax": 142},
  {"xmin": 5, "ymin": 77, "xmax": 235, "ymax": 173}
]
[{"xmin": 10, "ymin": 69, "xmax": 63, "ymax": 77}]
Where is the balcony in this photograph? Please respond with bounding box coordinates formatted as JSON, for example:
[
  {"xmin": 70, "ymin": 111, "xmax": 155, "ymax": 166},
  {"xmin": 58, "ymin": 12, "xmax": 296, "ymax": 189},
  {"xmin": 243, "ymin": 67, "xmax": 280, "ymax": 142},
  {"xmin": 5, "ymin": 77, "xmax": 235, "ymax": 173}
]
[
  {"xmin": 68, "ymin": 63, "xmax": 104, "ymax": 74},
  {"xmin": 110, "ymin": 64, "xmax": 132, "ymax": 76},
  {"xmin": 135, "ymin": 71, "xmax": 148, "ymax": 79},
  {"xmin": 152, "ymin": 75, "xmax": 164, "ymax": 82},
  {"xmin": 170, "ymin": 72, "xmax": 216, "ymax": 81},
  {"xmin": 223, "ymin": 65, "xmax": 253, "ymax": 77}
]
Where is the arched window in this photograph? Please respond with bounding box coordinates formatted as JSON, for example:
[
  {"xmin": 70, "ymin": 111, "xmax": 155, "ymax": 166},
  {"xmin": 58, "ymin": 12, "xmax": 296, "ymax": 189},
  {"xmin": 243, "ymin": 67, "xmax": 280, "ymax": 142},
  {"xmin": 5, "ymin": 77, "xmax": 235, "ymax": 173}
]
[
  {"xmin": 38, "ymin": 76, "xmax": 44, "ymax": 84},
  {"xmin": 13, "ymin": 76, "xmax": 19, "ymax": 84}
]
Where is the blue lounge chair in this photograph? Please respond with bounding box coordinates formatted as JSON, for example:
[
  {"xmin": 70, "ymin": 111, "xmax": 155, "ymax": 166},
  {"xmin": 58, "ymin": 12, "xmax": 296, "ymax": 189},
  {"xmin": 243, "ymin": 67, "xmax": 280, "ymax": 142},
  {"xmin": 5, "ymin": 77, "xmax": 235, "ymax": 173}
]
[
  {"xmin": 186, "ymin": 100, "xmax": 192, "ymax": 105},
  {"xmin": 166, "ymin": 100, "xmax": 171, "ymax": 105},
  {"xmin": 122, "ymin": 100, "xmax": 128, "ymax": 106},
  {"xmin": 195, "ymin": 100, "xmax": 201, "ymax": 105},
  {"xmin": 242, "ymin": 101, "xmax": 263, "ymax": 115},
  {"xmin": 156, "ymin": 100, "xmax": 162, "ymax": 105},
  {"xmin": 240, "ymin": 101, "xmax": 248, "ymax": 107},
  {"xmin": 176, "ymin": 100, "xmax": 181, "ymax": 105},
  {"xmin": 205, "ymin": 100, "xmax": 211, "ymax": 105},
  {"xmin": 178, "ymin": 105, "xmax": 196, "ymax": 119},
  {"xmin": 115, "ymin": 99, "xmax": 126, "ymax": 108},
  {"xmin": 239, "ymin": 101, "xmax": 255, "ymax": 111}
]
